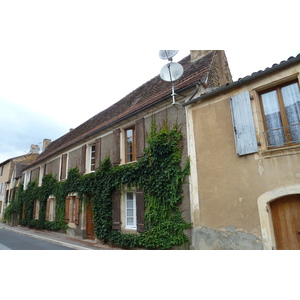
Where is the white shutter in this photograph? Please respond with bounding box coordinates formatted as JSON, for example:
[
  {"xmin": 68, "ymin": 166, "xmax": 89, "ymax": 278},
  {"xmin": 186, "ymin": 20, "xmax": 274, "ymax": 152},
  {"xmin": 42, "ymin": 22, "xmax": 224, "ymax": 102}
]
[{"xmin": 230, "ymin": 91, "xmax": 258, "ymax": 156}]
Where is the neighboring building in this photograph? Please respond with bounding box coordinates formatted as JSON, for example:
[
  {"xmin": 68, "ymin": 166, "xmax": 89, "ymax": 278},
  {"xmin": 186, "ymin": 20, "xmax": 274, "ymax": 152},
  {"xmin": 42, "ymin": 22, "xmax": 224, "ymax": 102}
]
[
  {"xmin": 184, "ymin": 54, "xmax": 300, "ymax": 250},
  {"xmin": 0, "ymin": 145, "xmax": 40, "ymax": 221},
  {"xmin": 21, "ymin": 50, "xmax": 232, "ymax": 246}
]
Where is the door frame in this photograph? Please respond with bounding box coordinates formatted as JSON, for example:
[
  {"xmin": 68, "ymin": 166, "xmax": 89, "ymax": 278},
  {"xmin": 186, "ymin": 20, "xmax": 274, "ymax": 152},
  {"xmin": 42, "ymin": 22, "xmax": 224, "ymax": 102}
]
[{"xmin": 257, "ymin": 184, "xmax": 300, "ymax": 250}]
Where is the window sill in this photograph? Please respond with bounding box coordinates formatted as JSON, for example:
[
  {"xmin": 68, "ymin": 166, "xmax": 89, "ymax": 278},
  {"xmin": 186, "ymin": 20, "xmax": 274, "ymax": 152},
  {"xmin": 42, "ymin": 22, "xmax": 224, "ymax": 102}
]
[
  {"xmin": 260, "ymin": 144, "xmax": 300, "ymax": 158},
  {"xmin": 67, "ymin": 223, "xmax": 77, "ymax": 229},
  {"xmin": 122, "ymin": 227, "xmax": 137, "ymax": 233},
  {"xmin": 120, "ymin": 160, "xmax": 138, "ymax": 166}
]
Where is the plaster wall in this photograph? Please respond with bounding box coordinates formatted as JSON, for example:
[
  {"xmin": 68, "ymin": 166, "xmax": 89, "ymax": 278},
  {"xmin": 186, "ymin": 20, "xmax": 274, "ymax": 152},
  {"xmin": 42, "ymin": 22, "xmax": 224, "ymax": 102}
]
[
  {"xmin": 45, "ymin": 157, "xmax": 60, "ymax": 179},
  {"xmin": 68, "ymin": 147, "xmax": 82, "ymax": 171},
  {"xmin": 190, "ymin": 64, "xmax": 300, "ymax": 249},
  {"xmin": 100, "ymin": 133, "xmax": 113, "ymax": 161}
]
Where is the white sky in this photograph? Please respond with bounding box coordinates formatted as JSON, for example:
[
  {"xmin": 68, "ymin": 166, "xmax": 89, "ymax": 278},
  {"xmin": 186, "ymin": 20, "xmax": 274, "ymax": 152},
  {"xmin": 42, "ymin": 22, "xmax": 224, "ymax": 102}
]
[{"xmin": 0, "ymin": 0, "xmax": 299, "ymax": 162}]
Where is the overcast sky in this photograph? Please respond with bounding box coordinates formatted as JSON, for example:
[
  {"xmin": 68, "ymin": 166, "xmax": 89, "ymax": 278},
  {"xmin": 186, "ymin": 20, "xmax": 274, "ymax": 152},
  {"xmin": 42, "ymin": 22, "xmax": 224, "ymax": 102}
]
[{"xmin": 0, "ymin": 1, "xmax": 299, "ymax": 163}]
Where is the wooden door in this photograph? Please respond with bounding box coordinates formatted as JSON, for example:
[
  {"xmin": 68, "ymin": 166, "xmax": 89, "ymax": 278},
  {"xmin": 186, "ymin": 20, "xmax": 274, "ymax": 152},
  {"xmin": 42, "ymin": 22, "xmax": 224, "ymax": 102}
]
[
  {"xmin": 271, "ymin": 195, "xmax": 300, "ymax": 250},
  {"xmin": 86, "ymin": 201, "xmax": 95, "ymax": 239}
]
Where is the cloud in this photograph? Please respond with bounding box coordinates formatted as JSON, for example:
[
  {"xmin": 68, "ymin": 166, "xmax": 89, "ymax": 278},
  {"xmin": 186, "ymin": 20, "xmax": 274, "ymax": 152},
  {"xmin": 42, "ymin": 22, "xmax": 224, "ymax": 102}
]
[{"xmin": 0, "ymin": 99, "xmax": 69, "ymax": 163}]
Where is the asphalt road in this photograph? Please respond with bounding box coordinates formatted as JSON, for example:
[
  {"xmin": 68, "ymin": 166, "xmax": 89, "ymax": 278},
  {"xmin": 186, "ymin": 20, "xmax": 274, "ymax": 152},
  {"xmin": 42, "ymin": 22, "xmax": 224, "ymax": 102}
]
[{"xmin": 0, "ymin": 228, "xmax": 74, "ymax": 250}]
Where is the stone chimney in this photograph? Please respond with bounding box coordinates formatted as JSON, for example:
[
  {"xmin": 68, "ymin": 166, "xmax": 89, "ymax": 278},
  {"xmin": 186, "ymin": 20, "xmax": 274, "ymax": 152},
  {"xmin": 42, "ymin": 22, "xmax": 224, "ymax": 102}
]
[
  {"xmin": 42, "ymin": 138, "xmax": 51, "ymax": 152},
  {"xmin": 30, "ymin": 144, "xmax": 40, "ymax": 154},
  {"xmin": 190, "ymin": 50, "xmax": 212, "ymax": 62}
]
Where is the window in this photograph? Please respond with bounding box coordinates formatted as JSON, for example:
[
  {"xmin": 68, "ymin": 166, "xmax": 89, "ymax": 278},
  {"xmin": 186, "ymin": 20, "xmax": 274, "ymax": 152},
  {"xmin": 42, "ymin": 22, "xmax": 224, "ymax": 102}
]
[
  {"xmin": 125, "ymin": 127, "xmax": 136, "ymax": 163},
  {"xmin": 0, "ymin": 166, "xmax": 3, "ymax": 176},
  {"xmin": 112, "ymin": 187, "xmax": 145, "ymax": 232},
  {"xmin": 46, "ymin": 197, "xmax": 56, "ymax": 221},
  {"xmin": 65, "ymin": 195, "xmax": 80, "ymax": 224},
  {"xmin": 125, "ymin": 191, "xmax": 137, "ymax": 229},
  {"xmin": 260, "ymin": 81, "xmax": 300, "ymax": 148},
  {"xmin": 90, "ymin": 144, "xmax": 96, "ymax": 171},
  {"xmin": 0, "ymin": 183, "xmax": 3, "ymax": 195}
]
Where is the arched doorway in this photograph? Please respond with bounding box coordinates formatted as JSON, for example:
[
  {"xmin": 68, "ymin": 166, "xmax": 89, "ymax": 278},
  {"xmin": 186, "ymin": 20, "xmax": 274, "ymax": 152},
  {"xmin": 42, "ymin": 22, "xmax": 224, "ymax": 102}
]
[
  {"xmin": 257, "ymin": 184, "xmax": 300, "ymax": 250},
  {"xmin": 270, "ymin": 195, "xmax": 300, "ymax": 250}
]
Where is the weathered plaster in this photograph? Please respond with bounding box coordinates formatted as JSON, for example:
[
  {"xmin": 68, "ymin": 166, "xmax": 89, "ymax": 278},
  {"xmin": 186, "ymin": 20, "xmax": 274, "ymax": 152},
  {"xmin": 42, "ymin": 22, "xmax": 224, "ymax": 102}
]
[{"xmin": 192, "ymin": 226, "xmax": 263, "ymax": 250}]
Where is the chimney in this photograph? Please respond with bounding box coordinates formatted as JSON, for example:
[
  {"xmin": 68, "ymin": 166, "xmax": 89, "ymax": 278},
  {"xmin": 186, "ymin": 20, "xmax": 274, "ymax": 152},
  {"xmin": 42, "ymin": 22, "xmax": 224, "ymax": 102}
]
[
  {"xmin": 30, "ymin": 144, "xmax": 40, "ymax": 154},
  {"xmin": 42, "ymin": 139, "xmax": 51, "ymax": 152},
  {"xmin": 190, "ymin": 50, "xmax": 212, "ymax": 62}
]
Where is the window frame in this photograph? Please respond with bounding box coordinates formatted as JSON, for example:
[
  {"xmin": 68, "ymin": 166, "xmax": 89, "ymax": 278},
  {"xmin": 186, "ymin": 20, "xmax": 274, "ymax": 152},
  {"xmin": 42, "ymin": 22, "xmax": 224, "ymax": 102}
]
[
  {"xmin": 125, "ymin": 191, "xmax": 137, "ymax": 230},
  {"xmin": 259, "ymin": 79, "xmax": 300, "ymax": 149},
  {"xmin": 124, "ymin": 126, "xmax": 136, "ymax": 163},
  {"xmin": 90, "ymin": 143, "xmax": 96, "ymax": 172}
]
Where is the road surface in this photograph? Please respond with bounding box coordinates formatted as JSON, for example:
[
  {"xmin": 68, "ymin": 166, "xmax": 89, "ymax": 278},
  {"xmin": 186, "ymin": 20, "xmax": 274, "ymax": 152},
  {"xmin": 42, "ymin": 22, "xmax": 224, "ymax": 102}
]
[{"xmin": 0, "ymin": 228, "xmax": 74, "ymax": 250}]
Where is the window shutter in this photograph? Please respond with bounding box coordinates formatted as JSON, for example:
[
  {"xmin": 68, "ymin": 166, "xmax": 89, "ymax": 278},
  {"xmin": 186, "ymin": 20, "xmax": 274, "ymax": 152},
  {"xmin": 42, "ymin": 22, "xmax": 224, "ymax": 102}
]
[
  {"xmin": 136, "ymin": 188, "xmax": 145, "ymax": 233},
  {"xmin": 112, "ymin": 190, "xmax": 121, "ymax": 230},
  {"xmin": 65, "ymin": 196, "xmax": 70, "ymax": 223},
  {"xmin": 95, "ymin": 138, "xmax": 101, "ymax": 170},
  {"xmin": 33, "ymin": 200, "xmax": 37, "ymax": 219},
  {"xmin": 60, "ymin": 154, "xmax": 67, "ymax": 180},
  {"xmin": 46, "ymin": 199, "xmax": 50, "ymax": 220},
  {"xmin": 75, "ymin": 197, "xmax": 80, "ymax": 225},
  {"xmin": 112, "ymin": 129, "xmax": 121, "ymax": 166},
  {"xmin": 22, "ymin": 203, "xmax": 25, "ymax": 219},
  {"xmin": 81, "ymin": 145, "xmax": 87, "ymax": 174},
  {"xmin": 135, "ymin": 118, "xmax": 145, "ymax": 161},
  {"xmin": 230, "ymin": 91, "xmax": 258, "ymax": 156},
  {"xmin": 52, "ymin": 199, "xmax": 56, "ymax": 221}
]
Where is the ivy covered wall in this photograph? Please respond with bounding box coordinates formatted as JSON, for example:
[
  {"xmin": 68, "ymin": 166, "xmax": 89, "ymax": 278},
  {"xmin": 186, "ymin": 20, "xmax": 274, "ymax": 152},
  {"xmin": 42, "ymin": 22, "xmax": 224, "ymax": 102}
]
[{"xmin": 4, "ymin": 120, "xmax": 191, "ymax": 249}]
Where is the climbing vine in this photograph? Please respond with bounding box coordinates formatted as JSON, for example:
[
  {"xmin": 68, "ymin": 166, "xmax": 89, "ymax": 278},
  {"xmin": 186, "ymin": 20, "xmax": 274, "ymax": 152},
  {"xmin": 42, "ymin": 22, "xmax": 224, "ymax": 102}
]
[{"xmin": 5, "ymin": 119, "xmax": 191, "ymax": 249}]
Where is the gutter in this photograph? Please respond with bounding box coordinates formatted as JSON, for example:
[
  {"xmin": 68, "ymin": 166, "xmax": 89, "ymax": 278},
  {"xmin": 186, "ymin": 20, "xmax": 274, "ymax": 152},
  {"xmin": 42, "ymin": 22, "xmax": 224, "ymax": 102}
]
[{"xmin": 183, "ymin": 54, "xmax": 300, "ymax": 107}]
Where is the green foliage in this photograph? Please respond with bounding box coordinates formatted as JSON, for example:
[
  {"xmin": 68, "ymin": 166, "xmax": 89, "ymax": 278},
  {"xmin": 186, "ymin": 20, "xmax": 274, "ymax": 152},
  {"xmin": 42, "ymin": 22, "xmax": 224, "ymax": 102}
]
[{"xmin": 5, "ymin": 119, "xmax": 190, "ymax": 249}]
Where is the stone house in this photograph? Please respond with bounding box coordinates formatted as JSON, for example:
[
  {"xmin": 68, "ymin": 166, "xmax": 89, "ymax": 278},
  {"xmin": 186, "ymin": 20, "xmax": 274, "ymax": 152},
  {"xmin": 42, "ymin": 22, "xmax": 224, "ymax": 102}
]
[
  {"xmin": 0, "ymin": 145, "xmax": 40, "ymax": 221},
  {"xmin": 21, "ymin": 50, "xmax": 232, "ymax": 247},
  {"xmin": 184, "ymin": 53, "xmax": 300, "ymax": 250}
]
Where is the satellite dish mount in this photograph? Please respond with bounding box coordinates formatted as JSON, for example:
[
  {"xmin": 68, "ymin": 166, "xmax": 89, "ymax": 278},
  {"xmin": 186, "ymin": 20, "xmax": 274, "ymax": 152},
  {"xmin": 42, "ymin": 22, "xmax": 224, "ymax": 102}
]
[{"xmin": 159, "ymin": 50, "xmax": 183, "ymax": 105}]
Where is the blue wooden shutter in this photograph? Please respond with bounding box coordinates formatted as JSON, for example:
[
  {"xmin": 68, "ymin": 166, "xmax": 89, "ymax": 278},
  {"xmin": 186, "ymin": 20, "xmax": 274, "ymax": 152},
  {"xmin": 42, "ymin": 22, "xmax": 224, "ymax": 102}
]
[{"xmin": 230, "ymin": 91, "xmax": 258, "ymax": 156}]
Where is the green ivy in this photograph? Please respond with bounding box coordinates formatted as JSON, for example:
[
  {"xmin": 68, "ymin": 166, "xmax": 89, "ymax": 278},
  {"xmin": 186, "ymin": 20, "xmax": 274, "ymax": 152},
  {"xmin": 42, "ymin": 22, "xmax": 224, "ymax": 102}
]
[{"xmin": 5, "ymin": 119, "xmax": 191, "ymax": 249}]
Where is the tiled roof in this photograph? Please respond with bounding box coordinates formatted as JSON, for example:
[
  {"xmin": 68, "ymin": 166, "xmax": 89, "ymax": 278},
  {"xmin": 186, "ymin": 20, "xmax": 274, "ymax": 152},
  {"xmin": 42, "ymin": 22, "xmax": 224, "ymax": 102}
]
[
  {"xmin": 29, "ymin": 51, "xmax": 218, "ymax": 167},
  {"xmin": 184, "ymin": 53, "xmax": 300, "ymax": 106},
  {"xmin": 237, "ymin": 54, "xmax": 300, "ymax": 81}
]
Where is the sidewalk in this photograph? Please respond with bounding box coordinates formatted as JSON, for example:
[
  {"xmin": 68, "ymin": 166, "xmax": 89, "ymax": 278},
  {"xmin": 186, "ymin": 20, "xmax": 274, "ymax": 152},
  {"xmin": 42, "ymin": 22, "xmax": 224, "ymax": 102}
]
[{"xmin": 0, "ymin": 222, "xmax": 122, "ymax": 250}]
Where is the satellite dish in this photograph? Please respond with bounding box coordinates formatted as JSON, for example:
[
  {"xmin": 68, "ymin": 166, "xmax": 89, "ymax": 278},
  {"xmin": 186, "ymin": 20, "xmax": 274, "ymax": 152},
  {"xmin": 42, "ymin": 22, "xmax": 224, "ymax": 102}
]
[
  {"xmin": 160, "ymin": 62, "xmax": 184, "ymax": 82},
  {"xmin": 159, "ymin": 50, "xmax": 179, "ymax": 61}
]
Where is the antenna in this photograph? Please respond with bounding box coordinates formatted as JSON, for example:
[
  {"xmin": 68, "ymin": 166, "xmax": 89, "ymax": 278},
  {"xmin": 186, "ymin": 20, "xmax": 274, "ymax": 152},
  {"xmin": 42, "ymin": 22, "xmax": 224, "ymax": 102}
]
[{"xmin": 159, "ymin": 50, "xmax": 183, "ymax": 105}]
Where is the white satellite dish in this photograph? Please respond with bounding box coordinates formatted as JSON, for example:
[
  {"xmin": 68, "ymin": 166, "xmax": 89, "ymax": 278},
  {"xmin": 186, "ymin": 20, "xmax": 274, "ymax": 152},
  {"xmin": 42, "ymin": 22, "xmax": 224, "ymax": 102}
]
[
  {"xmin": 159, "ymin": 50, "xmax": 179, "ymax": 61},
  {"xmin": 160, "ymin": 62, "xmax": 184, "ymax": 82},
  {"xmin": 158, "ymin": 50, "xmax": 183, "ymax": 105}
]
